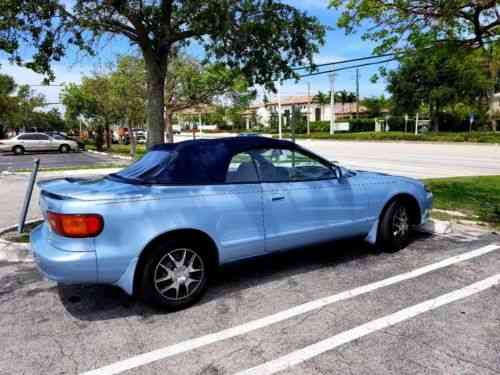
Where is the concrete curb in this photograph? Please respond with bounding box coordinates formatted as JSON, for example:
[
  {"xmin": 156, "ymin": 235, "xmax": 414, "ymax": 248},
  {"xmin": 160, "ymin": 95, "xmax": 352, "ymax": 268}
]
[
  {"xmin": 0, "ymin": 218, "xmax": 42, "ymax": 263},
  {"xmin": 87, "ymin": 149, "xmax": 133, "ymax": 161},
  {"xmin": 0, "ymin": 238, "xmax": 32, "ymax": 263},
  {"xmin": 417, "ymin": 219, "xmax": 453, "ymax": 235}
]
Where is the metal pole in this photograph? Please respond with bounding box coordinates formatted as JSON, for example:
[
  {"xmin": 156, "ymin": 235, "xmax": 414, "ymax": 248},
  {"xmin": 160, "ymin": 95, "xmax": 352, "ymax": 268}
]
[
  {"xmin": 307, "ymin": 82, "xmax": 311, "ymax": 136},
  {"xmin": 277, "ymin": 83, "xmax": 282, "ymax": 139},
  {"xmin": 415, "ymin": 112, "xmax": 419, "ymax": 135},
  {"xmin": 18, "ymin": 159, "xmax": 40, "ymax": 234},
  {"xmin": 329, "ymin": 73, "xmax": 336, "ymax": 135}
]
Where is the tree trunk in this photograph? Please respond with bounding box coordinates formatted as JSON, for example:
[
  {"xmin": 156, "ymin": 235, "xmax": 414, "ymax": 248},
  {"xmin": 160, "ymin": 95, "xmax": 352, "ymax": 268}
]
[
  {"xmin": 144, "ymin": 57, "xmax": 167, "ymax": 148},
  {"xmin": 128, "ymin": 118, "xmax": 137, "ymax": 159},
  {"xmin": 105, "ymin": 120, "xmax": 111, "ymax": 149},
  {"xmin": 164, "ymin": 110, "xmax": 174, "ymax": 143}
]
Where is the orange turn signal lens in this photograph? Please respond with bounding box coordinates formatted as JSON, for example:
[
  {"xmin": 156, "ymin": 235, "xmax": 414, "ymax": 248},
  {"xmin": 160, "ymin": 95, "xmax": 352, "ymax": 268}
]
[{"xmin": 47, "ymin": 212, "xmax": 103, "ymax": 238}]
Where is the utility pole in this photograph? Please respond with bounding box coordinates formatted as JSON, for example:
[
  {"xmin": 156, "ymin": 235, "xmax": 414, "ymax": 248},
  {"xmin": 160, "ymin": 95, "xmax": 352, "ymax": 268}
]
[
  {"xmin": 307, "ymin": 82, "xmax": 311, "ymax": 136},
  {"xmin": 329, "ymin": 73, "xmax": 336, "ymax": 135},
  {"xmin": 277, "ymin": 82, "xmax": 283, "ymax": 139},
  {"xmin": 355, "ymin": 69, "xmax": 360, "ymax": 118}
]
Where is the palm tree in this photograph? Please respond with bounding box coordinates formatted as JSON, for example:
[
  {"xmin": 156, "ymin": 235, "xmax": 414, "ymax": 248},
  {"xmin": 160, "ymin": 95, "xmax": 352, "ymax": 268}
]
[{"xmin": 313, "ymin": 91, "xmax": 329, "ymax": 121}]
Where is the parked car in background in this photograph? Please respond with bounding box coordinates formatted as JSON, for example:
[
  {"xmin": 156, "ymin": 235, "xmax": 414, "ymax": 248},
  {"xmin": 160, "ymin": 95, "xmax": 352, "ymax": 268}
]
[
  {"xmin": 47, "ymin": 132, "xmax": 85, "ymax": 151},
  {"xmin": 31, "ymin": 137, "xmax": 432, "ymax": 310},
  {"xmin": 0, "ymin": 132, "xmax": 79, "ymax": 155},
  {"xmin": 136, "ymin": 134, "xmax": 147, "ymax": 144}
]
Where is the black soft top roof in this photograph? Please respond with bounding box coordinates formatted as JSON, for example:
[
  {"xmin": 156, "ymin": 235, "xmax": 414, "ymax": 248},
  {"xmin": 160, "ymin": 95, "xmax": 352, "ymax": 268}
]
[{"xmin": 110, "ymin": 136, "xmax": 304, "ymax": 185}]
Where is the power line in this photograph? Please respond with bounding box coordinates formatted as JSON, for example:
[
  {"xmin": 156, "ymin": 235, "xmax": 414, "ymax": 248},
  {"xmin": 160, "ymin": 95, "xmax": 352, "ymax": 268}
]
[
  {"xmin": 293, "ymin": 53, "xmax": 398, "ymax": 71},
  {"xmin": 298, "ymin": 58, "xmax": 397, "ymax": 78}
]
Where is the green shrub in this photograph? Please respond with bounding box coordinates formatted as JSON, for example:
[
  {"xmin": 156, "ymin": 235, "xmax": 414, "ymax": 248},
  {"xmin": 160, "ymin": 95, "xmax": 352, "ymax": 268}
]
[{"xmin": 349, "ymin": 118, "xmax": 375, "ymax": 132}]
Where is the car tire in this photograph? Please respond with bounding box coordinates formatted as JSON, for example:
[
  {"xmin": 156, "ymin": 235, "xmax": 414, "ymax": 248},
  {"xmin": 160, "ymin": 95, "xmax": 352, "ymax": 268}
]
[
  {"xmin": 12, "ymin": 145, "xmax": 24, "ymax": 155},
  {"xmin": 141, "ymin": 239, "xmax": 210, "ymax": 310},
  {"xmin": 377, "ymin": 199, "xmax": 412, "ymax": 253},
  {"xmin": 59, "ymin": 144, "xmax": 70, "ymax": 153}
]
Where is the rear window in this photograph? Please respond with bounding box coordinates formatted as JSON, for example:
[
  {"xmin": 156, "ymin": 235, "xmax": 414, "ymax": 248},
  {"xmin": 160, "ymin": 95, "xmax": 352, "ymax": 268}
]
[{"xmin": 110, "ymin": 150, "xmax": 173, "ymax": 183}]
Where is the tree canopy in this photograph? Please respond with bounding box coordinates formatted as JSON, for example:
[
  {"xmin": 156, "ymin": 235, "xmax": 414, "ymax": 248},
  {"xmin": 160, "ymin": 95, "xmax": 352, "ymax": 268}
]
[
  {"xmin": 330, "ymin": 0, "xmax": 500, "ymax": 52},
  {"xmin": 2, "ymin": 1, "xmax": 326, "ymax": 146},
  {"xmin": 385, "ymin": 46, "xmax": 494, "ymax": 130}
]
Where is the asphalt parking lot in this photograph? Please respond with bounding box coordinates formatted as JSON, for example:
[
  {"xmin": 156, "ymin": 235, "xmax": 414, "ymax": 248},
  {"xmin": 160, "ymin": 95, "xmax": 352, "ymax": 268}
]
[
  {"xmin": 0, "ymin": 150, "xmax": 125, "ymax": 172},
  {"xmin": 1, "ymin": 230, "xmax": 499, "ymax": 375}
]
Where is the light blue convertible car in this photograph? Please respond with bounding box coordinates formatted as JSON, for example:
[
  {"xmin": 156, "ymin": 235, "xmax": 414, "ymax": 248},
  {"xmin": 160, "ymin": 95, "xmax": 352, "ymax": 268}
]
[{"xmin": 31, "ymin": 137, "xmax": 432, "ymax": 310}]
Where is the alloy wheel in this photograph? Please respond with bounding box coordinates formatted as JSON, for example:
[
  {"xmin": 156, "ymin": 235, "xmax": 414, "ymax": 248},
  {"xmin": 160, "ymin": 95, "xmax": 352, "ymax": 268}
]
[
  {"xmin": 153, "ymin": 248, "xmax": 205, "ymax": 301},
  {"xmin": 392, "ymin": 206, "xmax": 410, "ymax": 239}
]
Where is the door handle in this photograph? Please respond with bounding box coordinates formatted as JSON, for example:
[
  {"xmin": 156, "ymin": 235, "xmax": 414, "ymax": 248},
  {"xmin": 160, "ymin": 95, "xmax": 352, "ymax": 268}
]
[{"xmin": 271, "ymin": 195, "xmax": 285, "ymax": 202}]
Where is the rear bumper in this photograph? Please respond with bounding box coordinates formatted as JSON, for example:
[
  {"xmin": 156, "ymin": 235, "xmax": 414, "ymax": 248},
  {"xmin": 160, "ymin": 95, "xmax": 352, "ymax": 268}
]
[{"xmin": 30, "ymin": 224, "xmax": 97, "ymax": 284}]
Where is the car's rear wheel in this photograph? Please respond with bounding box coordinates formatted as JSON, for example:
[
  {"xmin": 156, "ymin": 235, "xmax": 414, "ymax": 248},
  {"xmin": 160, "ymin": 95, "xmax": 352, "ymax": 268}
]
[
  {"xmin": 141, "ymin": 239, "xmax": 209, "ymax": 310},
  {"xmin": 377, "ymin": 199, "xmax": 412, "ymax": 253},
  {"xmin": 12, "ymin": 145, "xmax": 24, "ymax": 155},
  {"xmin": 59, "ymin": 144, "xmax": 70, "ymax": 153}
]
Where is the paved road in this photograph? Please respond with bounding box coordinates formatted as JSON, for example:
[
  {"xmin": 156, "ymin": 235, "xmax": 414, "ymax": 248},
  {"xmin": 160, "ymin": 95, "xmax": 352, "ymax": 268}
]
[
  {"xmin": 296, "ymin": 139, "xmax": 500, "ymax": 179},
  {"xmin": 178, "ymin": 134, "xmax": 500, "ymax": 179},
  {"xmin": 0, "ymin": 150, "xmax": 124, "ymax": 172},
  {"xmin": 0, "ymin": 230, "xmax": 498, "ymax": 374}
]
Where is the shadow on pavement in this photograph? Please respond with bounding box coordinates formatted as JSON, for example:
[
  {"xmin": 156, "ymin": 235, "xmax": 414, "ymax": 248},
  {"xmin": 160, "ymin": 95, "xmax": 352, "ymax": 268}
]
[{"xmin": 58, "ymin": 235, "xmax": 429, "ymax": 322}]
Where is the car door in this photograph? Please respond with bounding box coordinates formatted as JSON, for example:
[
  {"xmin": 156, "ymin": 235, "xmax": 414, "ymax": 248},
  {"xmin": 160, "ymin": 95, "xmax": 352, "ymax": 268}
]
[
  {"xmin": 207, "ymin": 151, "xmax": 266, "ymax": 263},
  {"xmin": 34, "ymin": 133, "xmax": 52, "ymax": 151},
  {"xmin": 17, "ymin": 134, "xmax": 37, "ymax": 151},
  {"xmin": 255, "ymin": 147, "xmax": 370, "ymax": 253}
]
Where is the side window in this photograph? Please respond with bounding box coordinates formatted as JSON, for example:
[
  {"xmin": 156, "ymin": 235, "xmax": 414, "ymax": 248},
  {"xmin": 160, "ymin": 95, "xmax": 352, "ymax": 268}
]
[
  {"xmin": 18, "ymin": 134, "xmax": 35, "ymax": 140},
  {"xmin": 225, "ymin": 152, "xmax": 259, "ymax": 183},
  {"xmin": 34, "ymin": 134, "xmax": 49, "ymax": 140},
  {"xmin": 254, "ymin": 148, "xmax": 335, "ymax": 182}
]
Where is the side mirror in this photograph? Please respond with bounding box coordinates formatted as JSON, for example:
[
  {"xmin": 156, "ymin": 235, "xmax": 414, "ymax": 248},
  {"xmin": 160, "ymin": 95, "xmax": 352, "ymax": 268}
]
[{"xmin": 333, "ymin": 165, "xmax": 342, "ymax": 179}]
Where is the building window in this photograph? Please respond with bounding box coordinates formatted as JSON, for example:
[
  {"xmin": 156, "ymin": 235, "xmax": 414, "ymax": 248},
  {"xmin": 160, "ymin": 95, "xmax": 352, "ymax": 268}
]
[{"xmin": 315, "ymin": 107, "xmax": 321, "ymax": 122}]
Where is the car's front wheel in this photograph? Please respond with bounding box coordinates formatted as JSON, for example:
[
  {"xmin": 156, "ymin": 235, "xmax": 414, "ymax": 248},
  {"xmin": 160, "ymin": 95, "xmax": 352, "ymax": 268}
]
[
  {"xmin": 141, "ymin": 240, "xmax": 209, "ymax": 310},
  {"xmin": 377, "ymin": 199, "xmax": 413, "ymax": 253},
  {"xmin": 59, "ymin": 144, "xmax": 70, "ymax": 153}
]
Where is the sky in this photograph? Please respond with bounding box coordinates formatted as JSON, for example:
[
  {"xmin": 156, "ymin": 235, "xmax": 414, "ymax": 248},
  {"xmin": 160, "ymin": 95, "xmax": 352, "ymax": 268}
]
[{"xmin": 0, "ymin": 0, "xmax": 399, "ymax": 112}]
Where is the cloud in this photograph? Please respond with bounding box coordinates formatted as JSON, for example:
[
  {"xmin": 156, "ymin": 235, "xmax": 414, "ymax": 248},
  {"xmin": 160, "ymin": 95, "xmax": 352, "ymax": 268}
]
[{"xmin": 0, "ymin": 61, "xmax": 92, "ymax": 112}]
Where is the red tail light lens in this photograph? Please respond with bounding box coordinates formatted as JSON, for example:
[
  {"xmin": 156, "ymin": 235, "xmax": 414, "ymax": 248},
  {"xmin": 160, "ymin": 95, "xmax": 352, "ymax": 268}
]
[{"xmin": 47, "ymin": 212, "xmax": 104, "ymax": 238}]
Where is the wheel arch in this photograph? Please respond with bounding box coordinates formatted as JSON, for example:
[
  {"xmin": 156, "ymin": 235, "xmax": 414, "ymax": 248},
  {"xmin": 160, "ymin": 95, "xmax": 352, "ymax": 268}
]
[
  {"xmin": 380, "ymin": 193, "xmax": 422, "ymax": 226},
  {"xmin": 132, "ymin": 228, "xmax": 220, "ymax": 297}
]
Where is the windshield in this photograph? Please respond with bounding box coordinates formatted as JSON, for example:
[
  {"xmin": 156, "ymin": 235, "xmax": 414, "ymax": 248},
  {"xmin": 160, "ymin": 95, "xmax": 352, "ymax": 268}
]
[{"xmin": 110, "ymin": 149, "xmax": 173, "ymax": 183}]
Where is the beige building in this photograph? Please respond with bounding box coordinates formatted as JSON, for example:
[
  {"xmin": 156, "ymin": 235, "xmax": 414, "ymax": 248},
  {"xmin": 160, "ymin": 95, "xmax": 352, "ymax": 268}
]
[{"xmin": 246, "ymin": 95, "xmax": 367, "ymax": 128}]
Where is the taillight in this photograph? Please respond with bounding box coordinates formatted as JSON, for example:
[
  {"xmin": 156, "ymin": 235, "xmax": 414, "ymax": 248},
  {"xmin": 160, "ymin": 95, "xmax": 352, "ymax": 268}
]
[{"xmin": 47, "ymin": 212, "xmax": 103, "ymax": 238}]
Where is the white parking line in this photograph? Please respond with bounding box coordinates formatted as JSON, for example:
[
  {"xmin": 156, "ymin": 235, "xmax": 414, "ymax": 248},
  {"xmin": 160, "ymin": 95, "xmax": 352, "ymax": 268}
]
[
  {"xmin": 81, "ymin": 243, "xmax": 499, "ymax": 375},
  {"xmin": 235, "ymin": 273, "xmax": 500, "ymax": 375}
]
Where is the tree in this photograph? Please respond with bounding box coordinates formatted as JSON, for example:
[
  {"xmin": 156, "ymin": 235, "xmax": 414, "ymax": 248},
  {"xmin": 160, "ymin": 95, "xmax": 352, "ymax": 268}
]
[
  {"xmin": 0, "ymin": 74, "xmax": 18, "ymax": 131},
  {"xmin": 109, "ymin": 55, "xmax": 147, "ymax": 157},
  {"xmin": 330, "ymin": 1, "xmax": 499, "ymax": 128},
  {"xmin": 330, "ymin": 0, "xmax": 500, "ymax": 51},
  {"xmin": 335, "ymin": 90, "xmax": 355, "ymax": 116},
  {"xmin": 385, "ymin": 46, "xmax": 494, "ymax": 130},
  {"xmin": 61, "ymin": 76, "xmax": 121, "ymax": 150},
  {"xmin": 361, "ymin": 95, "xmax": 391, "ymax": 118},
  {"xmin": 0, "ymin": 1, "xmax": 88, "ymax": 80},
  {"xmin": 313, "ymin": 91, "xmax": 330, "ymax": 121},
  {"xmin": 164, "ymin": 53, "xmax": 252, "ymax": 142},
  {"xmin": 3, "ymin": 1, "xmax": 324, "ymax": 147}
]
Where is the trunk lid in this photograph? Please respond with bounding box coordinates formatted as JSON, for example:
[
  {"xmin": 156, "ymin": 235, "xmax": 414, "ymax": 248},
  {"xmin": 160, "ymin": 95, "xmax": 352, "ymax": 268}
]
[{"xmin": 38, "ymin": 177, "xmax": 150, "ymax": 202}]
